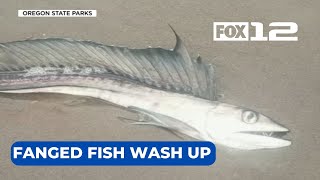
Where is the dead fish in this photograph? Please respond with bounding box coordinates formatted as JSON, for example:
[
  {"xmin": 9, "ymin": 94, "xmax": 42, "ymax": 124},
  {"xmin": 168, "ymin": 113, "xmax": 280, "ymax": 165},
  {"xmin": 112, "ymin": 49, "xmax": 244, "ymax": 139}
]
[{"xmin": 0, "ymin": 27, "xmax": 291, "ymax": 150}]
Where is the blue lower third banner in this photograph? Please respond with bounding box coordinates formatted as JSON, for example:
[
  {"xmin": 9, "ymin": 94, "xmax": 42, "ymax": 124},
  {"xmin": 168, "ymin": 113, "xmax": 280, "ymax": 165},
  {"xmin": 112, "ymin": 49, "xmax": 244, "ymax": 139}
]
[{"xmin": 11, "ymin": 141, "xmax": 216, "ymax": 166}]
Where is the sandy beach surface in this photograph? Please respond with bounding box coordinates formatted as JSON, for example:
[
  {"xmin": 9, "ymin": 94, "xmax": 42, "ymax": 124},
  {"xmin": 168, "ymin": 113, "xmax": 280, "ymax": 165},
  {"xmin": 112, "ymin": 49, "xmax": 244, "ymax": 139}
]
[{"xmin": 0, "ymin": 0, "xmax": 319, "ymax": 179}]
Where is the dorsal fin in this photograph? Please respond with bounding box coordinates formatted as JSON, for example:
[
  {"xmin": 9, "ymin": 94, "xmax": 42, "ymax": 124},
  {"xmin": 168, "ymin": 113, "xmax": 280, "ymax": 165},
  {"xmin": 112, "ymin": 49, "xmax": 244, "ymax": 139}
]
[
  {"xmin": 0, "ymin": 28, "xmax": 218, "ymax": 100},
  {"xmin": 170, "ymin": 24, "xmax": 191, "ymax": 62},
  {"xmin": 169, "ymin": 25, "xmax": 202, "ymax": 97}
]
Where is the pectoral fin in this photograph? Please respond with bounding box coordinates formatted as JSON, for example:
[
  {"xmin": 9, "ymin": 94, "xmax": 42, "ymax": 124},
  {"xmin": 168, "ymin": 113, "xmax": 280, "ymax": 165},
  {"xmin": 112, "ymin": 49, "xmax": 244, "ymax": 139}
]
[{"xmin": 127, "ymin": 106, "xmax": 203, "ymax": 140}]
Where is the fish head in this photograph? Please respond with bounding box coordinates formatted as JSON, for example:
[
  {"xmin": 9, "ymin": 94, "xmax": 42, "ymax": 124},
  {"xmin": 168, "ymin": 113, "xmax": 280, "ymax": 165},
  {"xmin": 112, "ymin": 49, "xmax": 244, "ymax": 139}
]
[{"xmin": 206, "ymin": 103, "xmax": 291, "ymax": 150}]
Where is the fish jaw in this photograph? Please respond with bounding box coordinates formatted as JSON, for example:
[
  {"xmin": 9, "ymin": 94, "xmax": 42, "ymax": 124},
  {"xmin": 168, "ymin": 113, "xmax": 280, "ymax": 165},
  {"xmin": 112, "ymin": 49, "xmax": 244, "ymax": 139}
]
[
  {"xmin": 210, "ymin": 119, "xmax": 291, "ymax": 150},
  {"xmin": 228, "ymin": 115, "xmax": 291, "ymax": 150},
  {"xmin": 205, "ymin": 103, "xmax": 291, "ymax": 150},
  {"xmin": 215, "ymin": 131, "xmax": 291, "ymax": 150},
  {"xmin": 209, "ymin": 118, "xmax": 291, "ymax": 150}
]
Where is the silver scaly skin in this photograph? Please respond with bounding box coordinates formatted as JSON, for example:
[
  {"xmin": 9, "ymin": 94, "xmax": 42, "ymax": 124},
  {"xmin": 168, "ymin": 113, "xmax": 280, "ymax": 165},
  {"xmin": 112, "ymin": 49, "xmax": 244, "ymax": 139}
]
[{"xmin": 0, "ymin": 27, "xmax": 290, "ymax": 150}]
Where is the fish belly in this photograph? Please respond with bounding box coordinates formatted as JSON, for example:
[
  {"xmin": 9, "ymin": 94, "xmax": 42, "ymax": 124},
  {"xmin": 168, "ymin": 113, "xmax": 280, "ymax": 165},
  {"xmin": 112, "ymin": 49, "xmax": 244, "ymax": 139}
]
[
  {"xmin": 1, "ymin": 75, "xmax": 213, "ymax": 131},
  {"xmin": 0, "ymin": 75, "xmax": 198, "ymax": 115}
]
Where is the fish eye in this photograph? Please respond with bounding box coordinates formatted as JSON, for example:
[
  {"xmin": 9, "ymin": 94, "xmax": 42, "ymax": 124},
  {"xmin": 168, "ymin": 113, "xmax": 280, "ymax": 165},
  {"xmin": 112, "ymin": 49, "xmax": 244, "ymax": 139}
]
[{"xmin": 242, "ymin": 110, "xmax": 258, "ymax": 124}]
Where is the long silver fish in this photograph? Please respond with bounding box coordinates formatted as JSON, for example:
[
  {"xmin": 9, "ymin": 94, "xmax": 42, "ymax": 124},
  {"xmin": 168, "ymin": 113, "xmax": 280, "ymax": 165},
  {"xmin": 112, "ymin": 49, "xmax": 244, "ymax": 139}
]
[{"xmin": 0, "ymin": 28, "xmax": 291, "ymax": 150}]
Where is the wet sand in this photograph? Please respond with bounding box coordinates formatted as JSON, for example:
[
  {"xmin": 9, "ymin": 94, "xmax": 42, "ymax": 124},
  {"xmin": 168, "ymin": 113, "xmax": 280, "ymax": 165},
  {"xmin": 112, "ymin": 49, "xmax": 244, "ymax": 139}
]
[{"xmin": 0, "ymin": 0, "xmax": 319, "ymax": 179}]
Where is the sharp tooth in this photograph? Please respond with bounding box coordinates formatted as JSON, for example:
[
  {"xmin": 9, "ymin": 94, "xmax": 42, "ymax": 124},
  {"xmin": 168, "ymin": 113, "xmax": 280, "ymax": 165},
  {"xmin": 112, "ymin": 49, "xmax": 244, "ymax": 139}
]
[
  {"xmin": 262, "ymin": 132, "xmax": 268, "ymax": 136},
  {"xmin": 265, "ymin": 132, "xmax": 273, "ymax": 137},
  {"xmin": 261, "ymin": 132, "xmax": 274, "ymax": 137}
]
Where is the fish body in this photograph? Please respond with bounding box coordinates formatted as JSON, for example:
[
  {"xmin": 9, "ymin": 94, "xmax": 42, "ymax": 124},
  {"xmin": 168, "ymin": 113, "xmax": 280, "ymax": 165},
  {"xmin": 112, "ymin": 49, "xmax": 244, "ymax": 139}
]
[{"xmin": 0, "ymin": 28, "xmax": 291, "ymax": 150}]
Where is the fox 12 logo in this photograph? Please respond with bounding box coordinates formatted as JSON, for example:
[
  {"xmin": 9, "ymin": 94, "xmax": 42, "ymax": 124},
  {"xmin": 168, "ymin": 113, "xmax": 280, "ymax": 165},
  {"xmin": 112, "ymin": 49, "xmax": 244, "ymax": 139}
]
[{"xmin": 213, "ymin": 22, "xmax": 298, "ymax": 41}]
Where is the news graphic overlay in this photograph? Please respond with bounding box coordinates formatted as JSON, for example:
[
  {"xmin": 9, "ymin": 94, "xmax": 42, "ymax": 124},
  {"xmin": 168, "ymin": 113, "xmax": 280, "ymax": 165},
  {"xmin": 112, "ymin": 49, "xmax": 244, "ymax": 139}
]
[
  {"xmin": 213, "ymin": 22, "xmax": 298, "ymax": 41},
  {"xmin": 18, "ymin": 10, "xmax": 97, "ymax": 17},
  {"xmin": 11, "ymin": 141, "xmax": 216, "ymax": 166}
]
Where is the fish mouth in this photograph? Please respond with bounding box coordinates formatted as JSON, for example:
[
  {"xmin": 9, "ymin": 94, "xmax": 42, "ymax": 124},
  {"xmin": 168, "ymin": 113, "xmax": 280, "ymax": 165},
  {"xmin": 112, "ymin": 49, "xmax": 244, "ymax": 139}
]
[
  {"xmin": 240, "ymin": 131, "xmax": 289, "ymax": 139},
  {"xmin": 210, "ymin": 128, "xmax": 291, "ymax": 150},
  {"xmin": 229, "ymin": 129, "xmax": 291, "ymax": 149}
]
